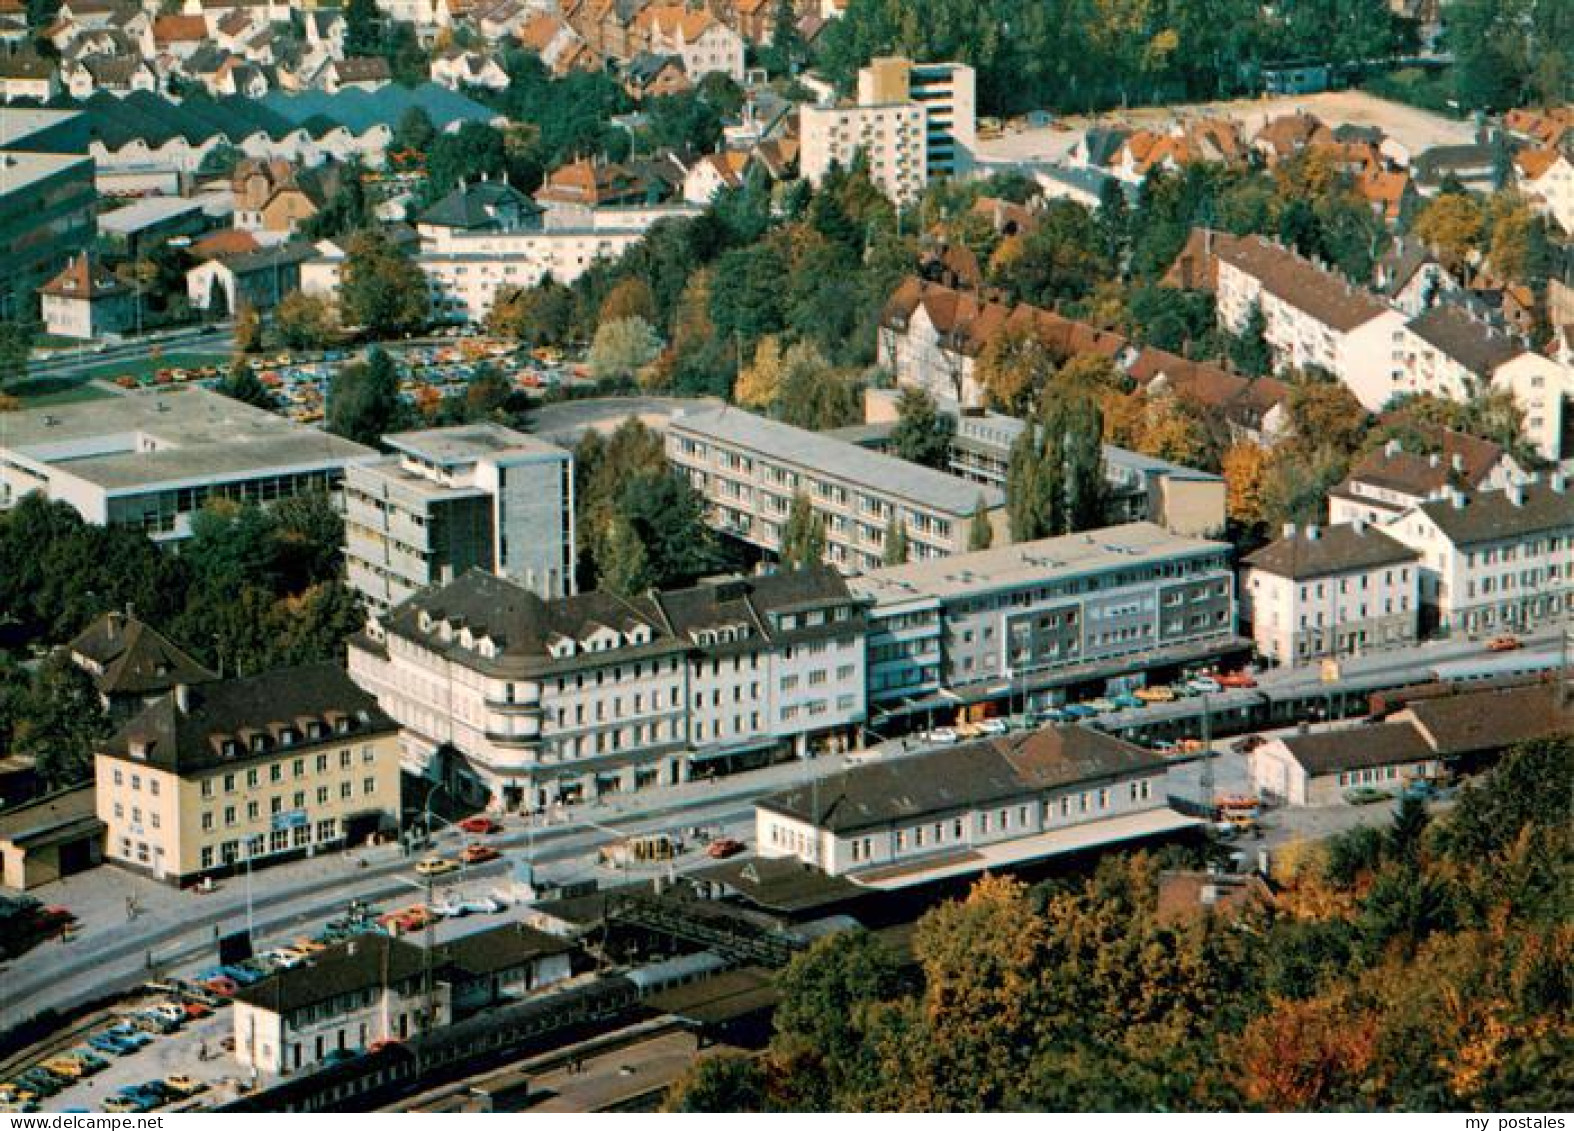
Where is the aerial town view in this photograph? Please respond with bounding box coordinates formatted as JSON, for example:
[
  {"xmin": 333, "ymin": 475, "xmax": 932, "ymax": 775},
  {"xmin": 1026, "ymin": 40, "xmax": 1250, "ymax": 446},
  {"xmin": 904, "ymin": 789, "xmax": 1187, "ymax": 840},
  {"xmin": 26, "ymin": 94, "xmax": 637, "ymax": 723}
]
[{"xmin": 0, "ymin": 0, "xmax": 1569, "ymax": 1117}]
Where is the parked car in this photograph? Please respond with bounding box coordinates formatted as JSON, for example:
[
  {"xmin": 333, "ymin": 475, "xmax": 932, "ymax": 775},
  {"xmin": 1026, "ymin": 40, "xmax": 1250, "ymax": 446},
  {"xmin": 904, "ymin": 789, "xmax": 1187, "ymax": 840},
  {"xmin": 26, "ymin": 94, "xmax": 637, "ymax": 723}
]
[
  {"xmin": 706, "ymin": 837, "xmax": 745, "ymax": 859},
  {"xmin": 1134, "ymin": 686, "xmax": 1175, "ymax": 703},
  {"xmin": 1110, "ymin": 692, "xmax": 1143, "ymax": 710},
  {"xmin": 1230, "ymin": 734, "xmax": 1267, "ymax": 754},
  {"xmin": 322, "ymin": 1048, "xmax": 360, "ymax": 1066},
  {"xmin": 415, "ymin": 857, "xmax": 460, "ymax": 878},
  {"xmin": 1187, "ymin": 676, "xmax": 1222, "ymax": 694},
  {"xmin": 41, "ymin": 1059, "xmax": 84, "ymax": 1081},
  {"xmin": 459, "ymin": 844, "xmax": 500, "ymax": 866},
  {"xmin": 1216, "ymin": 671, "xmax": 1258, "ymax": 689},
  {"xmin": 1486, "ymin": 635, "xmax": 1522, "ymax": 652},
  {"xmin": 926, "ymin": 727, "xmax": 960, "ymax": 744},
  {"xmin": 103, "ymin": 1096, "xmax": 150, "ymax": 1113},
  {"xmin": 65, "ymin": 1050, "xmax": 107, "ymax": 1074},
  {"xmin": 459, "ymin": 896, "xmax": 505, "ymax": 915},
  {"xmin": 976, "ymin": 718, "xmax": 1009, "ymax": 736},
  {"xmin": 1032, "ymin": 708, "xmax": 1069, "ymax": 724},
  {"xmin": 87, "ymin": 1034, "xmax": 133, "ymax": 1056},
  {"xmin": 458, "ymin": 816, "xmax": 501, "ymax": 835},
  {"xmin": 1085, "ymin": 698, "xmax": 1116, "ymax": 713},
  {"xmin": 1344, "ymin": 786, "xmax": 1390, "ymax": 805},
  {"xmin": 163, "ymin": 1075, "xmax": 206, "ymax": 1097},
  {"xmin": 1061, "ymin": 704, "xmax": 1099, "ymax": 720}
]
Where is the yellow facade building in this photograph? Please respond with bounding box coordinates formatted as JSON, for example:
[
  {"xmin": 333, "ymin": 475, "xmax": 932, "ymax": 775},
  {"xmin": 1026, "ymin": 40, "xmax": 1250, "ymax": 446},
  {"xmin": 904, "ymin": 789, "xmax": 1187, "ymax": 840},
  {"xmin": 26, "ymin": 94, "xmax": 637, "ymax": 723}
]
[{"xmin": 95, "ymin": 662, "xmax": 402, "ymax": 885}]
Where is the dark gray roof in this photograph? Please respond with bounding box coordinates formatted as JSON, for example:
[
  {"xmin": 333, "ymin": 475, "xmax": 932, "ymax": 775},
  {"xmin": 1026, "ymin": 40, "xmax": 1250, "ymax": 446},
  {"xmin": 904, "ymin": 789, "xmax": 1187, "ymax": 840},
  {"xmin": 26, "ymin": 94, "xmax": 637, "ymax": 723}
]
[
  {"xmin": 1402, "ymin": 683, "xmax": 1573, "ymax": 756},
  {"xmin": 1413, "ymin": 144, "xmax": 1495, "ymax": 183},
  {"xmin": 66, "ymin": 612, "xmax": 215, "ymax": 697},
  {"xmin": 1278, "ymin": 722, "xmax": 1435, "ymax": 776},
  {"xmin": 235, "ymin": 934, "xmax": 426, "ymax": 1015},
  {"xmin": 1415, "ymin": 481, "xmax": 1574, "ymax": 546},
  {"xmin": 758, "ymin": 725, "xmax": 1165, "ymax": 834},
  {"xmin": 651, "ymin": 567, "xmax": 862, "ymax": 653},
  {"xmin": 0, "ymin": 785, "xmax": 103, "ymax": 850},
  {"xmin": 380, "ymin": 569, "xmax": 682, "ymax": 679},
  {"xmin": 1407, "ymin": 302, "xmax": 1524, "ymax": 376},
  {"xmin": 1244, "ymin": 523, "xmax": 1418, "ymax": 580},
  {"xmin": 435, "ymin": 921, "xmax": 574, "ymax": 978},
  {"xmin": 102, "ymin": 662, "xmax": 396, "ymax": 775},
  {"xmin": 211, "ymin": 240, "xmax": 318, "ymax": 275},
  {"xmin": 417, "ymin": 180, "xmax": 542, "ymax": 232}
]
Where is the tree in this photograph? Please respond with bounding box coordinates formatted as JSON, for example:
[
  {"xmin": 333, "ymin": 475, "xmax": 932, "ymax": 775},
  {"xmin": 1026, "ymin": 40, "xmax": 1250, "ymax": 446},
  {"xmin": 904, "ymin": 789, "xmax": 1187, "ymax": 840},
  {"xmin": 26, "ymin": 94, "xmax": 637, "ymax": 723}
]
[
  {"xmin": 1006, "ymin": 421, "xmax": 1061, "ymax": 542},
  {"xmin": 968, "ymin": 501, "xmax": 994, "ymax": 551},
  {"xmin": 338, "ymin": 228, "xmax": 429, "ymax": 338},
  {"xmin": 15, "ymin": 655, "xmax": 111, "ymax": 789},
  {"xmin": 218, "ymin": 357, "xmax": 276, "ymax": 410},
  {"xmin": 734, "ymin": 335, "xmax": 784, "ymax": 410},
  {"xmin": 882, "ymin": 515, "xmax": 908, "ymax": 566},
  {"xmin": 344, "ymin": 0, "xmax": 379, "ymax": 55},
  {"xmin": 776, "ymin": 342, "xmax": 859, "ymax": 431},
  {"xmin": 1229, "ymin": 302, "xmax": 1273, "ymax": 377},
  {"xmin": 1412, "ymin": 193, "xmax": 1485, "ymax": 275},
  {"xmin": 327, "ymin": 347, "xmax": 407, "ymax": 446},
  {"xmin": 599, "ymin": 277, "xmax": 655, "ymax": 325},
  {"xmin": 0, "ymin": 319, "xmax": 35, "ymax": 387},
  {"xmin": 1287, "ymin": 377, "xmax": 1368, "ymax": 458},
  {"xmin": 273, "ymin": 291, "xmax": 337, "ymax": 350},
  {"xmin": 977, "ymin": 325, "xmax": 1052, "ymax": 413},
  {"xmin": 492, "ymin": 280, "xmax": 578, "ymax": 347},
  {"xmin": 782, "ymin": 491, "xmax": 825, "ymax": 569},
  {"xmin": 1222, "ymin": 442, "xmax": 1271, "ymax": 527},
  {"xmin": 392, "ymin": 106, "xmax": 436, "ymax": 154},
  {"xmin": 599, "ymin": 514, "xmax": 651, "ymax": 597},
  {"xmin": 234, "ymin": 302, "xmax": 262, "ymax": 352},
  {"xmin": 889, "ymin": 387, "xmax": 955, "ymax": 470},
  {"xmin": 1059, "ymin": 395, "xmax": 1107, "ymax": 532},
  {"xmin": 588, "ymin": 316, "xmax": 661, "ymax": 384}
]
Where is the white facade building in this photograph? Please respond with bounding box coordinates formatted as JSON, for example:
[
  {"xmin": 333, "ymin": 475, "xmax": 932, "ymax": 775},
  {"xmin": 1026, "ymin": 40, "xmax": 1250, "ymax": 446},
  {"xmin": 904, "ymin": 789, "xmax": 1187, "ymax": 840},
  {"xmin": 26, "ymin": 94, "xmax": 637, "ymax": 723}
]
[
  {"xmin": 1384, "ymin": 477, "xmax": 1574, "ymax": 638},
  {"xmin": 344, "ymin": 424, "xmax": 575, "ymax": 614},
  {"xmin": 1242, "ymin": 521, "xmax": 1421, "ymax": 667}
]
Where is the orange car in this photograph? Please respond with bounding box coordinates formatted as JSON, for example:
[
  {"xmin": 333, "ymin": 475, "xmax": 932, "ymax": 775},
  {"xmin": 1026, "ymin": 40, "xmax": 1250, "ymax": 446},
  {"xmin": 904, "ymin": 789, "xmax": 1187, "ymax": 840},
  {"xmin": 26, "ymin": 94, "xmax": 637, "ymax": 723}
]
[
  {"xmin": 459, "ymin": 844, "xmax": 500, "ymax": 865},
  {"xmin": 1486, "ymin": 635, "xmax": 1522, "ymax": 652}
]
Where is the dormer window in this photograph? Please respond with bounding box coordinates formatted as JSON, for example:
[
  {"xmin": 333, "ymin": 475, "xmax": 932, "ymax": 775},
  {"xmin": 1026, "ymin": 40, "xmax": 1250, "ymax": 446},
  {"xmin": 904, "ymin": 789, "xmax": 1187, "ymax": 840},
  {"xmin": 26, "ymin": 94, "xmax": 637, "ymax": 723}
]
[
  {"xmin": 222, "ymin": 740, "xmax": 239, "ymax": 758},
  {"xmin": 279, "ymin": 728, "xmax": 296, "ymax": 747},
  {"xmin": 250, "ymin": 735, "xmax": 268, "ymax": 753},
  {"xmin": 418, "ymin": 611, "xmax": 434, "ymax": 632},
  {"xmin": 335, "ymin": 717, "xmax": 351, "ymax": 735},
  {"xmin": 459, "ymin": 627, "xmax": 474, "ymax": 649},
  {"xmin": 307, "ymin": 721, "xmax": 325, "ymax": 740},
  {"xmin": 130, "ymin": 740, "xmax": 150, "ymax": 760},
  {"xmin": 478, "ymin": 636, "xmax": 497, "ymax": 659}
]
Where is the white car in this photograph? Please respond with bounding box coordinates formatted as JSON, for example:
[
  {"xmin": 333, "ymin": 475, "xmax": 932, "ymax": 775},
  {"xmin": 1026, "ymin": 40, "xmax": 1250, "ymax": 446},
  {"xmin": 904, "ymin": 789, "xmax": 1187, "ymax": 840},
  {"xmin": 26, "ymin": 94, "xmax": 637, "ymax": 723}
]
[
  {"xmin": 926, "ymin": 727, "xmax": 960, "ymax": 745},
  {"xmin": 976, "ymin": 718, "xmax": 1009, "ymax": 736},
  {"xmin": 459, "ymin": 896, "xmax": 503, "ymax": 915},
  {"xmin": 1188, "ymin": 677, "xmax": 1222, "ymax": 694}
]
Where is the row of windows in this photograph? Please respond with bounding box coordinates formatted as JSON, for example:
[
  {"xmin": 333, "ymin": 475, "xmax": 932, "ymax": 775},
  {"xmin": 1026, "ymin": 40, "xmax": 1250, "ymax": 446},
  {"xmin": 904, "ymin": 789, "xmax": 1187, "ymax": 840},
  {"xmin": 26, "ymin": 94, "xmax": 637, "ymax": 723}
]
[
  {"xmin": 198, "ymin": 747, "xmax": 376, "ymax": 798},
  {"xmin": 199, "ymin": 779, "xmax": 378, "ymax": 831}
]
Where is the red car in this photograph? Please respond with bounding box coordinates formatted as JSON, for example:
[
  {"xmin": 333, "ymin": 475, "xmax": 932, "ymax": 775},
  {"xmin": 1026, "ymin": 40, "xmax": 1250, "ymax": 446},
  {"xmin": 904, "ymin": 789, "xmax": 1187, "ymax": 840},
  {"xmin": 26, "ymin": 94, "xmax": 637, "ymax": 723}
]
[
  {"xmin": 1486, "ymin": 635, "xmax": 1522, "ymax": 652},
  {"xmin": 1215, "ymin": 671, "xmax": 1258, "ymax": 689},
  {"xmin": 459, "ymin": 844, "xmax": 500, "ymax": 865},
  {"xmin": 202, "ymin": 977, "xmax": 238, "ymax": 998},
  {"xmin": 706, "ymin": 838, "xmax": 745, "ymax": 860},
  {"xmin": 458, "ymin": 816, "xmax": 501, "ymax": 835}
]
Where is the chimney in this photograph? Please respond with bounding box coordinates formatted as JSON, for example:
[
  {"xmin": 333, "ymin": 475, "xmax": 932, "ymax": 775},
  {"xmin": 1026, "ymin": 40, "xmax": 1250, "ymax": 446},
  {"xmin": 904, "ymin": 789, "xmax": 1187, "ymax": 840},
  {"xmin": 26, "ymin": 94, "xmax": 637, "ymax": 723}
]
[
  {"xmin": 1552, "ymin": 472, "xmax": 1567, "ymax": 493},
  {"xmin": 1428, "ymin": 452, "xmax": 1440, "ymax": 468},
  {"xmin": 1451, "ymin": 453, "xmax": 1464, "ymax": 472},
  {"xmin": 174, "ymin": 683, "xmax": 190, "ymax": 711},
  {"xmin": 1384, "ymin": 438, "xmax": 1401, "ymax": 457},
  {"xmin": 1282, "ymin": 522, "xmax": 1297, "ymax": 540},
  {"xmin": 1452, "ymin": 489, "xmax": 1466, "ymax": 509},
  {"xmin": 107, "ymin": 610, "xmax": 124, "ymax": 639}
]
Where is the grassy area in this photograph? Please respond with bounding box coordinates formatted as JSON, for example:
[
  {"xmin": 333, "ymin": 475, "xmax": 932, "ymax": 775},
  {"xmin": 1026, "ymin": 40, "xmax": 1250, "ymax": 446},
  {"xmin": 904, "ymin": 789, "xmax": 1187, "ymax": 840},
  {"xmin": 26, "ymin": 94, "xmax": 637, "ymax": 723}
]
[{"xmin": 5, "ymin": 375, "xmax": 117, "ymax": 407}]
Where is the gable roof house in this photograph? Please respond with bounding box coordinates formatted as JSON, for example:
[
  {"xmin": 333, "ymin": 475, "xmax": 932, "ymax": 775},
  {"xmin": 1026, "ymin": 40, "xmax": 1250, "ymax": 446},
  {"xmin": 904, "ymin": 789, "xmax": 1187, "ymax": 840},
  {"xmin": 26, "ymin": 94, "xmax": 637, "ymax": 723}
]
[
  {"xmin": 66, "ymin": 611, "xmax": 217, "ymax": 718},
  {"xmin": 1328, "ymin": 427, "xmax": 1526, "ymax": 526}
]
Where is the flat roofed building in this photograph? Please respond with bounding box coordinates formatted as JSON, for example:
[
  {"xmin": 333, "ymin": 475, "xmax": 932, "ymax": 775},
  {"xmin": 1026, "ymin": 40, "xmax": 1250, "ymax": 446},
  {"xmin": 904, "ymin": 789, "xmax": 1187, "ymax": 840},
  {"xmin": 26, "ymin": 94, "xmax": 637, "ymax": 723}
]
[
  {"xmin": 666, "ymin": 405, "xmax": 1005, "ymax": 575},
  {"xmin": 0, "ymin": 109, "xmax": 96, "ymax": 321},
  {"xmin": 345, "ymin": 423, "xmax": 574, "ymax": 613},
  {"xmin": 756, "ymin": 724, "xmax": 1196, "ymax": 885},
  {"xmin": 1242, "ymin": 520, "xmax": 1421, "ymax": 666},
  {"xmin": 0, "ymin": 386, "xmax": 377, "ymax": 541},
  {"xmin": 94, "ymin": 662, "xmax": 401, "ymax": 885},
  {"xmin": 849, "ymin": 521, "xmax": 1239, "ymax": 712}
]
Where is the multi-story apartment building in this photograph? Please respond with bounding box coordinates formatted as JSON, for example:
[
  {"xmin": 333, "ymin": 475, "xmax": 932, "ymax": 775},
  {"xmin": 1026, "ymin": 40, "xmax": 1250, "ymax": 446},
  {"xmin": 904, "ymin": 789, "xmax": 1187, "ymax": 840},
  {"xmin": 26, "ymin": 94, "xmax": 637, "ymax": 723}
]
[
  {"xmin": 755, "ymin": 725, "xmax": 1184, "ymax": 885},
  {"xmin": 1241, "ymin": 521, "xmax": 1421, "ymax": 666},
  {"xmin": 665, "ymin": 406, "xmax": 1005, "ymax": 575},
  {"xmin": 0, "ymin": 386, "xmax": 376, "ymax": 541},
  {"xmin": 1208, "ymin": 231, "xmax": 1411, "ymax": 393},
  {"xmin": 858, "ymin": 57, "xmax": 976, "ymax": 179},
  {"xmin": 347, "ymin": 566, "xmax": 867, "ymax": 808},
  {"xmin": 848, "ymin": 522, "xmax": 1240, "ymax": 715},
  {"xmin": 94, "ymin": 663, "xmax": 402, "ymax": 885},
  {"xmin": 344, "ymin": 424, "xmax": 575, "ymax": 614},
  {"xmin": 1385, "ymin": 477, "xmax": 1574, "ymax": 638},
  {"xmin": 633, "ymin": 4, "xmax": 745, "ymax": 82},
  {"xmin": 1328, "ymin": 429, "xmax": 1525, "ymax": 526}
]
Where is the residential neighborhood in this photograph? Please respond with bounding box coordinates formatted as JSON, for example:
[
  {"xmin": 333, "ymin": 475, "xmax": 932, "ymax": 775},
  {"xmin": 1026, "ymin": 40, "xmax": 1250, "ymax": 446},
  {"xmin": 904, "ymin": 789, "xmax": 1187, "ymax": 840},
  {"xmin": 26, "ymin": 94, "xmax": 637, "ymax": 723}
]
[{"xmin": 0, "ymin": 0, "xmax": 1568, "ymax": 1117}]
